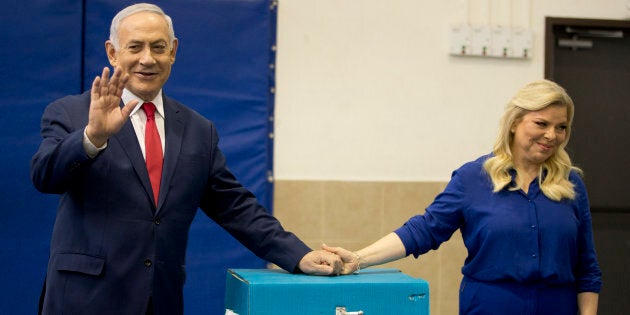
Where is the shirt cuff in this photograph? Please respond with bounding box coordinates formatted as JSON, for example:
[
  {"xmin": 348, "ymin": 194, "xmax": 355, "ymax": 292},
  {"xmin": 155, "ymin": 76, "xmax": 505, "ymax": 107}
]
[
  {"xmin": 83, "ymin": 127, "xmax": 107, "ymax": 158},
  {"xmin": 394, "ymin": 225, "xmax": 416, "ymax": 258}
]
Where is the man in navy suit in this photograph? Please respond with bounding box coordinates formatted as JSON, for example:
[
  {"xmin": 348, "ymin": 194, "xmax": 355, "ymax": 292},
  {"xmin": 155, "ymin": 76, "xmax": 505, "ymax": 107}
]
[{"xmin": 31, "ymin": 3, "xmax": 341, "ymax": 314}]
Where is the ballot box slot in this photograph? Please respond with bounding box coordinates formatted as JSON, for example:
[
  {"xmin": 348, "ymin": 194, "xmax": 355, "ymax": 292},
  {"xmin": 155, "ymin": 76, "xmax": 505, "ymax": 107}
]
[{"xmin": 336, "ymin": 306, "xmax": 364, "ymax": 315}]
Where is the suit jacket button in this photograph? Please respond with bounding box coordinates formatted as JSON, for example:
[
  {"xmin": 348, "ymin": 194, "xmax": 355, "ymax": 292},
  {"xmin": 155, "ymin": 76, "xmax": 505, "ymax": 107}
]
[
  {"xmin": 154, "ymin": 218, "xmax": 161, "ymax": 225},
  {"xmin": 144, "ymin": 259, "xmax": 152, "ymax": 267}
]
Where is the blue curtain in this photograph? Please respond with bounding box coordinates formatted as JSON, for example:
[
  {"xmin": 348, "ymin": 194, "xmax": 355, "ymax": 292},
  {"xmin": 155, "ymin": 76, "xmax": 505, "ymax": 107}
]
[{"xmin": 0, "ymin": 1, "xmax": 276, "ymax": 313}]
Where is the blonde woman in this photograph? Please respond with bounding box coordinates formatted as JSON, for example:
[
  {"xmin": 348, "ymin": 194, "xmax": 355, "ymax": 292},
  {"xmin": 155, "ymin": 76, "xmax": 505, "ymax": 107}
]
[{"xmin": 324, "ymin": 80, "xmax": 601, "ymax": 315}]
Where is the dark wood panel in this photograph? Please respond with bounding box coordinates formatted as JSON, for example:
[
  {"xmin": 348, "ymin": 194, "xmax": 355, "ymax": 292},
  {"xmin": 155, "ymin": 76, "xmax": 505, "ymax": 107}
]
[
  {"xmin": 545, "ymin": 17, "xmax": 630, "ymax": 315},
  {"xmin": 545, "ymin": 17, "xmax": 630, "ymax": 212}
]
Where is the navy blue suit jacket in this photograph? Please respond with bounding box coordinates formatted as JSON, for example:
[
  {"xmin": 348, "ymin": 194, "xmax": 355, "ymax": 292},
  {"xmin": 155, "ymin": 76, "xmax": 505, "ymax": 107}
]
[{"xmin": 31, "ymin": 91, "xmax": 311, "ymax": 314}]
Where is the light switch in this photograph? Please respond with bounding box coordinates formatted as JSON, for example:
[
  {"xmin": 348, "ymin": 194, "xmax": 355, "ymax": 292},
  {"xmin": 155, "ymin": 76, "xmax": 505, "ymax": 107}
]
[
  {"xmin": 470, "ymin": 25, "xmax": 491, "ymax": 56},
  {"xmin": 511, "ymin": 27, "xmax": 533, "ymax": 58},
  {"xmin": 449, "ymin": 24, "xmax": 471, "ymax": 56},
  {"xmin": 490, "ymin": 26, "xmax": 511, "ymax": 58}
]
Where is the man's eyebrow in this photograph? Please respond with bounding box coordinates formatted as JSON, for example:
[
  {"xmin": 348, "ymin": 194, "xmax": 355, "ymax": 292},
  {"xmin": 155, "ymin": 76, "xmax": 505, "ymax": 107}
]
[
  {"xmin": 125, "ymin": 39, "xmax": 168, "ymax": 46},
  {"xmin": 125, "ymin": 40, "xmax": 143, "ymax": 46}
]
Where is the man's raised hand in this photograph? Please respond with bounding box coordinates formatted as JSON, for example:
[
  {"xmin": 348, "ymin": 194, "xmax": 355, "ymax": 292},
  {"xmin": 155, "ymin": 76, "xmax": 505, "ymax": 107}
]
[{"xmin": 86, "ymin": 67, "xmax": 138, "ymax": 147}]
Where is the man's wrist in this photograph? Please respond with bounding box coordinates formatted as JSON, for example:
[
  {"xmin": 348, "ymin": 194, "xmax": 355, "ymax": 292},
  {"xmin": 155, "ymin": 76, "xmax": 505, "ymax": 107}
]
[{"xmin": 83, "ymin": 126, "xmax": 107, "ymax": 158}]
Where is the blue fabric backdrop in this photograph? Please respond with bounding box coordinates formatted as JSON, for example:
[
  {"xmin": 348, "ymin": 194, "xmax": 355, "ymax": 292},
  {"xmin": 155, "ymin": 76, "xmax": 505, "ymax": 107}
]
[{"xmin": 0, "ymin": 1, "xmax": 276, "ymax": 313}]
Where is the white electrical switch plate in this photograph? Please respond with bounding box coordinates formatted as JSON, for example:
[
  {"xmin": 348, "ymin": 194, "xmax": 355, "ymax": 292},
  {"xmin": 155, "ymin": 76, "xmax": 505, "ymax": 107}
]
[
  {"xmin": 510, "ymin": 27, "xmax": 533, "ymax": 58},
  {"xmin": 470, "ymin": 25, "xmax": 491, "ymax": 56},
  {"xmin": 449, "ymin": 24, "xmax": 471, "ymax": 56},
  {"xmin": 489, "ymin": 26, "xmax": 511, "ymax": 58}
]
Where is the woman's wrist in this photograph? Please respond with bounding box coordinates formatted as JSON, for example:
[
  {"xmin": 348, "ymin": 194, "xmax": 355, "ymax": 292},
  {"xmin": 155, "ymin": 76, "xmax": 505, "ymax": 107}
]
[{"xmin": 352, "ymin": 252, "xmax": 364, "ymax": 274}]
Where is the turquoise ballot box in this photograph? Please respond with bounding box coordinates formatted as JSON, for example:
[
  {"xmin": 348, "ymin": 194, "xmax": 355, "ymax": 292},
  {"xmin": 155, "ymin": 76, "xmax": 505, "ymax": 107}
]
[{"xmin": 224, "ymin": 268, "xmax": 429, "ymax": 315}]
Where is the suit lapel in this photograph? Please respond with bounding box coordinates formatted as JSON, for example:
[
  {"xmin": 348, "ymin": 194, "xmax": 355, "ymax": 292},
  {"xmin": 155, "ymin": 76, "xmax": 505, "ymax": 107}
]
[
  {"xmin": 112, "ymin": 120, "xmax": 155, "ymax": 208},
  {"xmin": 157, "ymin": 97, "xmax": 184, "ymax": 213}
]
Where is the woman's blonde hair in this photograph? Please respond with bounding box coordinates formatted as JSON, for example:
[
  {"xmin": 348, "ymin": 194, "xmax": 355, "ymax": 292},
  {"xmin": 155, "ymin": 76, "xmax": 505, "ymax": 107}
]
[{"xmin": 483, "ymin": 79, "xmax": 580, "ymax": 201}]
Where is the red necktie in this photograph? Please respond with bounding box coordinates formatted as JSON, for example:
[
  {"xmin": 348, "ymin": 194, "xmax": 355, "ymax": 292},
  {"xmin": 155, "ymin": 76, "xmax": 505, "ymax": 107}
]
[{"xmin": 142, "ymin": 102, "xmax": 163, "ymax": 206}]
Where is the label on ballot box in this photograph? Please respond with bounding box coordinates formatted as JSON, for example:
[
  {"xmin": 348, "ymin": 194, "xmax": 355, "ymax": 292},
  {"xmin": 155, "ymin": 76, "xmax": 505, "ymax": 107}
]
[{"xmin": 224, "ymin": 268, "xmax": 429, "ymax": 315}]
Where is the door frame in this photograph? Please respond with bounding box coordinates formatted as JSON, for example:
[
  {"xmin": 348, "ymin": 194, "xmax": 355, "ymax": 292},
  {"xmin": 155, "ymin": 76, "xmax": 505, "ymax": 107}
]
[{"xmin": 544, "ymin": 17, "xmax": 630, "ymax": 79}]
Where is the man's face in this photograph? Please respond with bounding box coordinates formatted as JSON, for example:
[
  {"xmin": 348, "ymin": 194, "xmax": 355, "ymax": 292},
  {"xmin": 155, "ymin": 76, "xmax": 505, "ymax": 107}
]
[{"xmin": 106, "ymin": 11, "xmax": 177, "ymax": 101}]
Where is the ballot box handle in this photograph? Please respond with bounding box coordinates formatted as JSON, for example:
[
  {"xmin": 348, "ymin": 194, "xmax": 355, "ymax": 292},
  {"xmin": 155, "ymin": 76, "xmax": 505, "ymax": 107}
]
[{"xmin": 335, "ymin": 306, "xmax": 364, "ymax": 315}]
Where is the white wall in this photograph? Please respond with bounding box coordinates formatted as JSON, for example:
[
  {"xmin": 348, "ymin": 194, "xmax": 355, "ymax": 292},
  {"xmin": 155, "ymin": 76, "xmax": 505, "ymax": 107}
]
[{"xmin": 274, "ymin": 0, "xmax": 630, "ymax": 181}]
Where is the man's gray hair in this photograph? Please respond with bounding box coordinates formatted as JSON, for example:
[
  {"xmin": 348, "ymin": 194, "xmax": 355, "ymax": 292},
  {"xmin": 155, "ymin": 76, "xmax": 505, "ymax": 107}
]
[{"xmin": 109, "ymin": 3, "xmax": 176, "ymax": 49}]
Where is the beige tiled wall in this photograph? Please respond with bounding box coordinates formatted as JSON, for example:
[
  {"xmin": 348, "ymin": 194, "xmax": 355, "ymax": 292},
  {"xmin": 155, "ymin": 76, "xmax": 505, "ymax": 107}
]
[{"xmin": 274, "ymin": 180, "xmax": 468, "ymax": 315}]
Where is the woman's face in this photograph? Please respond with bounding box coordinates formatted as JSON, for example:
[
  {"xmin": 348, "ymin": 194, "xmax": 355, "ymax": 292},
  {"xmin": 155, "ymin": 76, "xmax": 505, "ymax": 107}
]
[{"xmin": 510, "ymin": 104, "xmax": 568, "ymax": 169}]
